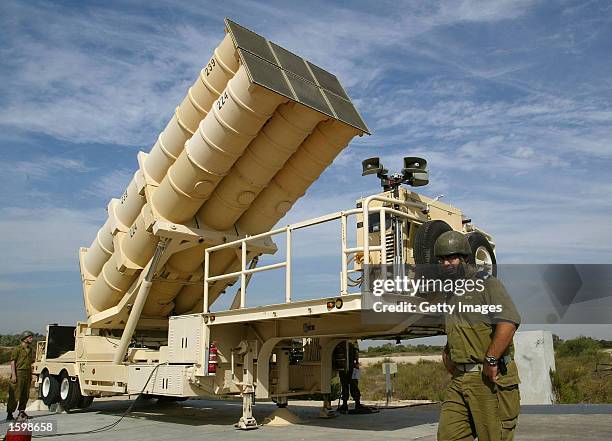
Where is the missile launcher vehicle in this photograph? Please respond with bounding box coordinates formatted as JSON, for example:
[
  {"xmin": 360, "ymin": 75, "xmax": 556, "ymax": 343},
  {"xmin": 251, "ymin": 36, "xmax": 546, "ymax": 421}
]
[{"xmin": 33, "ymin": 19, "xmax": 496, "ymax": 428}]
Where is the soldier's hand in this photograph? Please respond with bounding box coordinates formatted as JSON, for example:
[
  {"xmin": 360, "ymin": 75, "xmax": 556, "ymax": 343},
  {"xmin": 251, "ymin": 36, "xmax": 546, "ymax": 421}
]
[
  {"xmin": 11, "ymin": 374, "xmax": 17, "ymax": 384},
  {"xmin": 483, "ymin": 363, "xmax": 499, "ymax": 384},
  {"xmin": 442, "ymin": 350, "xmax": 456, "ymax": 374}
]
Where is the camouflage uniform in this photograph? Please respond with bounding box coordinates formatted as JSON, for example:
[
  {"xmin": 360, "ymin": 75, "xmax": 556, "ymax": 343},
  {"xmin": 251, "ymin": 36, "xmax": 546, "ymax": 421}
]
[
  {"xmin": 438, "ymin": 268, "xmax": 521, "ymax": 441},
  {"xmin": 334, "ymin": 341, "xmax": 361, "ymax": 404},
  {"xmin": 7, "ymin": 344, "xmax": 34, "ymax": 415}
]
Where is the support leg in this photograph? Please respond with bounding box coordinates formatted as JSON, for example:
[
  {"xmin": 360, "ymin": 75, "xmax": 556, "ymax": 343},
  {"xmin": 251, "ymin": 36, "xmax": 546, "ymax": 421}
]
[
  {"xmin": 236, "ymin": 345, "xmax": 258, "ymax": 430},
  {"xmin": 319, "ymin": 393, "xmax": 336, "ymax": 418}
]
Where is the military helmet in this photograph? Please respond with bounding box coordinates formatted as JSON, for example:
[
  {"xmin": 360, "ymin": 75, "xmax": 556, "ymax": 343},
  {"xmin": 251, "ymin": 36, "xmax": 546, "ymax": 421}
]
[
  {"xmin": 434, "ymin": 231, "xmax": 472, "ymax": 258},
  {"xmin": 20, "ymin": 331, "xmax": 34, "ymax": 341}
]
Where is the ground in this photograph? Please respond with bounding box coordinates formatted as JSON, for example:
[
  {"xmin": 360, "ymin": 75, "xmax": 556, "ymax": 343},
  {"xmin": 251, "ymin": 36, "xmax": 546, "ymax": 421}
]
[
  {"xmin": 1, "ymin": 398, "xmax": 611, "ymax": 440},
  {"xmin": 359, "ymin": 354, "xmax": 442, "ymax": 367}
]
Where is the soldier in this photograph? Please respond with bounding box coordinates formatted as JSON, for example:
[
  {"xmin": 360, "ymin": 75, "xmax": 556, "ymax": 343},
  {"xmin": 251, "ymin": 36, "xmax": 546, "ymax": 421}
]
[
  {"xmin": 433, "ymin": 231, "xmax": 521, "ymax": 441},
  {"xmin": 333, "ymin": 340, "xmax": 370, "ymax": 413},
  {"xmin": 6, "ymin": 331, "xmax": 35, "ymax": 421}
]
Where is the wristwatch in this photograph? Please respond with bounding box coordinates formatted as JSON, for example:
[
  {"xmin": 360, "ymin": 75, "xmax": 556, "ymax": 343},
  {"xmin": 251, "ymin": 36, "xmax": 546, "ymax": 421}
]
[{"xmin": 485, "ymin": 355, "xmax": 498, "ymax": 366}]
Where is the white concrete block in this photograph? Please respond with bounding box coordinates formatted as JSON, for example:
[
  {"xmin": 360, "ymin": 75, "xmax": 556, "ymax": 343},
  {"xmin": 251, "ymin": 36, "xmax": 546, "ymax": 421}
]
[{"xmin": 514, "ymin": 330, "xmax": 556, "ymax": 404}]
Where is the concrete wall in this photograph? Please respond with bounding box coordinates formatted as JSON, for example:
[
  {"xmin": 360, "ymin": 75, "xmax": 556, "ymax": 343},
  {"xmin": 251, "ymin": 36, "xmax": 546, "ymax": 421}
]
[{"xmin": 514, "ymin": 330, "xmax": 556, "ymax": 404}]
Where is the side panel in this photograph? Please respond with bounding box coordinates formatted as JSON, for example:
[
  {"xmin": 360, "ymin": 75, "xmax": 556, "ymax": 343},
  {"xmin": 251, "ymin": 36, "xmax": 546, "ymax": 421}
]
[
  {"xmin": 127, "ymin": 365, "xmax": 201, "ymax": 396},
  {"xmin": 167, "ymin": 315, "xmax": 204, "ymax": 364}
]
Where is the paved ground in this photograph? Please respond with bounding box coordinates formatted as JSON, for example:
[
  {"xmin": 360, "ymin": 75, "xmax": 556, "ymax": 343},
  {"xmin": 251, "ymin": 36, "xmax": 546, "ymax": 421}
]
[
  {"xmin": 1, "ymin": 398, "xmax": 610, "ymax": 440},
  {"xmin": 359, "ymin": 354, "xmax": 442, "ymax": 366}
]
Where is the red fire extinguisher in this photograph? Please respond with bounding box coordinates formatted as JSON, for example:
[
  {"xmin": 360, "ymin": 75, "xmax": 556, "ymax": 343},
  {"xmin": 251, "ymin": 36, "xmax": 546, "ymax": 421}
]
[
  {"xmin": 5, "ymin": 421, "xmax": 32, "ymax": 441},
  {"xmin": 208, "ymin": 341, "xmax": 218, "ymax": 374}
]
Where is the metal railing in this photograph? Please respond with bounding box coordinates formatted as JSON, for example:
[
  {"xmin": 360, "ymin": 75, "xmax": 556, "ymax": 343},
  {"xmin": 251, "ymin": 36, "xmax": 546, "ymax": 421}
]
[{"xmin": 202, "ymin": 196, "xmax": 427, "ymax": 312}]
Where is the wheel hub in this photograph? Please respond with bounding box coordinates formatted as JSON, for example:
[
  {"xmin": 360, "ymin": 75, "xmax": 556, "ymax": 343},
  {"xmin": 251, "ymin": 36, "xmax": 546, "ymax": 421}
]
[
  {"xmin": 475, "ymin": 245, "xmax": 493, "ymax": 273},
  {"xmin": 60, "ymin": 378, "xmax": 70, "ymax": 400},
  {"xmin": 42, "ymin": 376, "xmax": 51, "ymax": 397}
]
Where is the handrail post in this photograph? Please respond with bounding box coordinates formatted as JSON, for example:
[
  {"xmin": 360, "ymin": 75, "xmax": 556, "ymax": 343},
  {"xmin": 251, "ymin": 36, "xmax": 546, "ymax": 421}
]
[
  {"xmin": 204, "ymin": 249, "xmax": 210, "ymax": 313},
  {"xmin": 363, "ymin": 200, "xmax": 371, "ymax": 265},
  {"xmin": 285, "ymin": 228, "xmax": 292, "ymax": 303},
  {"xmin": 341, "ymin": 214, "xmax": 348, "ymax": 295},
  {"xmin": 241, "ymin": 241, "xmax": 247, "ymax": 308},
  {"xmin": 380, "ymin": 207, "xmax": 387, "ymax": 265}
]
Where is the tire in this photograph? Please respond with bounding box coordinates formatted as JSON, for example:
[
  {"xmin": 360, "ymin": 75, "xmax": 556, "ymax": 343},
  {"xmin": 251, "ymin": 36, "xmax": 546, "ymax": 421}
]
[
  {"xmin": 467, "ymin": 232, "xmax": 497, "ymax": 276},
  {"xmin": 413, "ymin": 220, "xmax": 452, "ymax": 264},
  {"xmin": 59, "ymin": 372, "xmax": 82, "ymax": 411},
  {"xmin": 78, "ymin": 396, "xmax": 94, "ymax": 409},
  {"xmin": 40, "ymin": 371, "xmax": 60, "ymax": 406}
]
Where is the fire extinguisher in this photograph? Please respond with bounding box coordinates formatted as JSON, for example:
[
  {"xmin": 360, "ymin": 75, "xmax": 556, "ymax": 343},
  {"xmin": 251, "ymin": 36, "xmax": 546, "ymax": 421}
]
[
  {"xmin": 5, "ymin": 421, "xmax": 32, "ymax": 441},
  {"xmin": 208, "ymin": 341, "xmax": 218, "ymax": 374}
]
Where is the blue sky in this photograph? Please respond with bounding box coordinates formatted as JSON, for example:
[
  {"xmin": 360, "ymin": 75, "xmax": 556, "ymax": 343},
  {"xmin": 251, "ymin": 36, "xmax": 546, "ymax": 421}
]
[{"xmin": 0, "ymin": 0, "xmax": 611, "ymax": 338}]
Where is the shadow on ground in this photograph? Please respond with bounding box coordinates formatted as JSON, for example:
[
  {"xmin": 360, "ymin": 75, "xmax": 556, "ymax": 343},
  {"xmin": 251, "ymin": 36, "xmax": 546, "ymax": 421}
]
[{"xmin": 79, "ymin": 398, "xmax": 441, "ymax": 431}]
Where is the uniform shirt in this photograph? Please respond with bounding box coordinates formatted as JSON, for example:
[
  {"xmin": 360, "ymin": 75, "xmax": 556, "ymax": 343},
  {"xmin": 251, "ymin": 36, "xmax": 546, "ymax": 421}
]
[
  {"xmin": 11, "ymin": 344, "xmax": 33, "ymax": 371},
  {"xmin": 333, "ymin": 341, "xmax": 359, "ymax": 372},
  {"xmin": 444, "ymin": 267, "xmax": 522, "ymax": 386}
]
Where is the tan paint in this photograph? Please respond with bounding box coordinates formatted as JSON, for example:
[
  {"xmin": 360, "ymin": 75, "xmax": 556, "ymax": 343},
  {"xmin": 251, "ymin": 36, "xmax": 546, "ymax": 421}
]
[
  {"xmin": 79, "ymin": 22, "xmax": 365, "ymax": 322},
  {"xmin": 83, "ymin": 33, "xmax": 238, "ymax": 280}
]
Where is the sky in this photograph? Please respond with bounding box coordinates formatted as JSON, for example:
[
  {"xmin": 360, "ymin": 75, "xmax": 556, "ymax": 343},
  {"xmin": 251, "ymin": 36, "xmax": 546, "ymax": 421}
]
[{"xmin": 0, "ymin": 0, "xmax": 611, "ymax": 339}]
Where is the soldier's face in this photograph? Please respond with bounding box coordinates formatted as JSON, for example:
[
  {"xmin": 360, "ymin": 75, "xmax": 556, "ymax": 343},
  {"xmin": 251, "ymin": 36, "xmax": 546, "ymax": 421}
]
[
  {"xmin": 439, "ymin": 255, "xmax": 463, "ymax": 277},
  {"xmin": 24, "ymin": 336, "xmax": 33, "ymax": 345},
  {"xmin": 440, "ymin": 254, "xmax": 461, "ymax": 268}
]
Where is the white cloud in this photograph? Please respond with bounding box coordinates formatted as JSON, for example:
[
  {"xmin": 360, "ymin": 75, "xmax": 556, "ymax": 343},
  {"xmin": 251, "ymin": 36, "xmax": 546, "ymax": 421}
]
[
  {"xmin": 0, "ymin": 0, "xmax": 542, "ymax": 147},
  {"xmin": 0, "ymin": 1, "xmax": 220, "ymax": 147},
  {"xmin": 0, "ymin": 157, "xmax": 89, "ymax": 181},
  {"xmin": 85, "ymin": 169, "xmax": 134, "ymax": 200},
  {"xmin": 0, "ymin": 206, "xmax": 103, "ymax": 275},
  {"xmin": 0, "ymin": 0, "xmax": 611, "ymax": 339}
]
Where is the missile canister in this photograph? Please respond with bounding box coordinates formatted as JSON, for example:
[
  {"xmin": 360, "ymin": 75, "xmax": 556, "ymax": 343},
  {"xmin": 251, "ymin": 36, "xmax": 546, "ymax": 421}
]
[{"xmin": 79, "ymin": 19, "xmax": 369, "ymax": 321}]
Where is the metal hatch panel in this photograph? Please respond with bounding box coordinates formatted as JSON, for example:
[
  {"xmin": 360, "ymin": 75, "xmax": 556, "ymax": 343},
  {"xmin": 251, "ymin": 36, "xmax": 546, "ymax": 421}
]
[{"xmin": 225, "ymin": 18, "xmax": 370, "ymax": 135}]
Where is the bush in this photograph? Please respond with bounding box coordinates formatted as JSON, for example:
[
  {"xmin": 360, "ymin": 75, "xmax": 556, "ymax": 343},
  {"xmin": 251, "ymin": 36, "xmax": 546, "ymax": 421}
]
[
  {"xmin": 362, "ymin": 343, "xmax": 443, "ymax": 357},
  {"xmin": 359, "ymin": 359, "xmax": 449, "ymax": 402},
  {"xmin": 556, "ymin": 336, "xmax": 602, "ymax": 357},
  {"xmin": 551, "ymin": 337, "xmax": 611, "ymax": 404},
  {"xmin": 0, "ymin": 376, "xmax": 10, "ymax": 403},
  {"xmin": 0, "ymin": 347, "xmax": 13, "ymax": 364},
  {"xmin": 0, "ymin": 333, "xmax": 44, "ymax": 347}
]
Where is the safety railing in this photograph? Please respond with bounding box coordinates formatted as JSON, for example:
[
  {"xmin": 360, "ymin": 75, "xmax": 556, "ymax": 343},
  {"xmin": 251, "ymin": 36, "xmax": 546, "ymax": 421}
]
[{"xmin": 202, "ymin": 196, "xmax": 427, "ymax": 312}]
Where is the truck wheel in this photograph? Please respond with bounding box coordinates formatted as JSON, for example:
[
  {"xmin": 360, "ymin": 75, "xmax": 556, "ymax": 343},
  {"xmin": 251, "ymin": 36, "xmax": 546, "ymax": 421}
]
[
  {"xmin": 467, "ymin": 232, "xmax": 497, "ymax": 276},
  {"xmin": 78, "ymin": 396, "xmax": 95, "ymax": 409},
  {"xmin": 59, "ymin": 373, "xmax": 82, "ymax": 411},
  {"xmin": 40, "ymin": 371, "xmax": 60, "ymax": 406},
  {"xmin": 413, "ymin": 220, "xmax": 452, "ymax": 264}
]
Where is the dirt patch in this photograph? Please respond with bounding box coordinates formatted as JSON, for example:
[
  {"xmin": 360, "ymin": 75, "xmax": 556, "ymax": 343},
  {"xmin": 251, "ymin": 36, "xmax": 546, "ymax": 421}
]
[{"xmin": 359, "ymin": 354, "xmax": 442, "ymax": 367}]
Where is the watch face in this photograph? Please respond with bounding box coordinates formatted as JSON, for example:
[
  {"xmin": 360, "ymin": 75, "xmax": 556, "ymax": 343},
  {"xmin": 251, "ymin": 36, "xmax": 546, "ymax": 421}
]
[{"xmin": 486, "ymin": 357, "xmax": 497, "ymax": 365}]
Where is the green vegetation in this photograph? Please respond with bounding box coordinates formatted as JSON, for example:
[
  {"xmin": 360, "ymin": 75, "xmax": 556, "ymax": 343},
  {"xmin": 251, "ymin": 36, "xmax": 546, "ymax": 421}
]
[
  {"xmin": 361, "ymin": 343, "xmax": 443, "ymax": 357},
  {"xmin": 551, "ymin": 336, "xmax": 611, "ymax": 404},
  {"xmin": 0, "ymin": 332, "xmax": 44, "ymax": 364},
  {"xmin": 0, "ymin": 333, "xmax": 44, "ymax": 347},
  {"xmin": 555, "ymin": 336, "xmax": 603, "ymax": 357},
  {"xmin": 358, "ymin": 337, "xmax": 611, "ymax": 404},
  {"xmin": 0, "ymin": 347, "xmax": 12, "ymax": 364},
  {"xmin": 359, "ymin": 359, "xmax": 449, "ymax": 402},
  {"xmin": 0, "ymin": 376, "xmax": 10, "ymax": 403}
]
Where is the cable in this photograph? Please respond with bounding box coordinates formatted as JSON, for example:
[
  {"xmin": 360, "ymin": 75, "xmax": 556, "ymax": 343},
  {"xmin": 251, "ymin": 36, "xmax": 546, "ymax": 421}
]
[
  {"xmin": 31, "ymin": 362, "xmax": 167, "ymax": 438},
  {"xmin": 104, "ymin": 337, "xmax": 118, "ymax": 347}
]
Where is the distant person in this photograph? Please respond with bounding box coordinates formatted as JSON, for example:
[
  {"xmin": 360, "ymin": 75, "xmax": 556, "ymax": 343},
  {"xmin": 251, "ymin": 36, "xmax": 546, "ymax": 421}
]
[
  {"xmin": 433, "ymin": 231, "xmax": 521, "ymax": 441},
  {"xmin": 333, "ymin": 340, "xmax": 370, "ymax": 414},
  {"xmin": 6, "ymin": 331, "xmax": 35, "ymax": 421}
]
